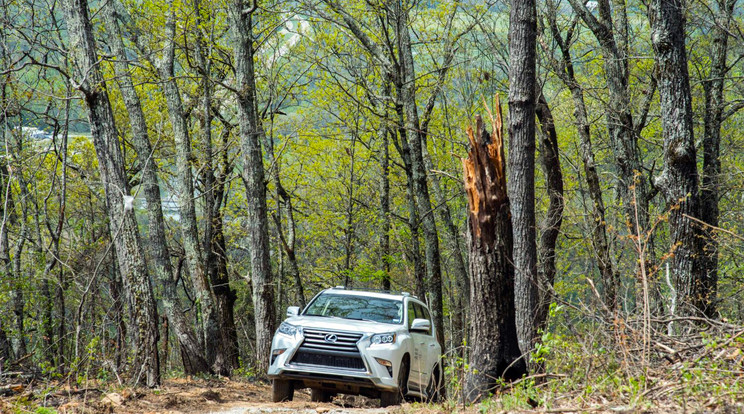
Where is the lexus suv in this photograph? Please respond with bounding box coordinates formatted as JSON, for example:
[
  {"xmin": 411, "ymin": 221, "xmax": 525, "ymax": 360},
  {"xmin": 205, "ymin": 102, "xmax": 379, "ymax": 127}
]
[{"xmin": 267, "ymin": 287, "xmax": 443, "ymax": 406}]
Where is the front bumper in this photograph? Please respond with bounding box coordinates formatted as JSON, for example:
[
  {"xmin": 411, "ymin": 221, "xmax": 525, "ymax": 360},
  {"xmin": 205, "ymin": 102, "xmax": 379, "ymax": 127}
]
[{"xmin": 267, "ymin": 329, "xmax": 403, "ymax": 396}]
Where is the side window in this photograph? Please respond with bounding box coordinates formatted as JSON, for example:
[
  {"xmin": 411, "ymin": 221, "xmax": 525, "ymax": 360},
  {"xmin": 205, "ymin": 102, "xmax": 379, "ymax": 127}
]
[
  {"xmin": 413, "ymin": 303, "xmax": 432, "ymax": 335},
  {"xmin": 407, "ymin": 301, "xmax": 417, "ymax": 328}
]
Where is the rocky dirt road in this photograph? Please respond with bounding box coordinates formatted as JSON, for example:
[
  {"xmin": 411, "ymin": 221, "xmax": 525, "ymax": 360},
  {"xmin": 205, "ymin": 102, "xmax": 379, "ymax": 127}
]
[{"xmin": 0, "ymin": 377, "xmax": 410, "ymax": 413}]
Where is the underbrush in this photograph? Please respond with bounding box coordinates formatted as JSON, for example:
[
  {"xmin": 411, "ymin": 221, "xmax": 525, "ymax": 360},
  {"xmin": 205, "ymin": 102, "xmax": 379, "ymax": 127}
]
[{"xmin": 436, "ymin": 304, "xmax": 744, "ymax": 413}]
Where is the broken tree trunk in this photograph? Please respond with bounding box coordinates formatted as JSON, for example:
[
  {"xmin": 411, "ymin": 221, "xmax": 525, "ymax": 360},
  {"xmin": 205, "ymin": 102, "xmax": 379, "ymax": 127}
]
[{"xmin": 463, "ymin": 99, "xmax": 527, "ymax": 403}]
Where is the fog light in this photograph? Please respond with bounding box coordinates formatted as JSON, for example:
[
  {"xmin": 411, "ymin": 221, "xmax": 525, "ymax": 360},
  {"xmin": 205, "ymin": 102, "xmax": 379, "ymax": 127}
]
[
  {"xmin": 271, "ymin": 348, "xmax": 286, "ymax": 365},
  {"xmin": 375, "ymin": 358, "xmax": 394, "ymax": 376}
]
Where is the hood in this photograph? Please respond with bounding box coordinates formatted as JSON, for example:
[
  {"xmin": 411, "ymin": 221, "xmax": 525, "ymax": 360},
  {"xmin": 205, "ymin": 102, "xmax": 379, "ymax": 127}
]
[{"xmin": 283, "ymin": 315, "xmax": 402, "ymax": 335}]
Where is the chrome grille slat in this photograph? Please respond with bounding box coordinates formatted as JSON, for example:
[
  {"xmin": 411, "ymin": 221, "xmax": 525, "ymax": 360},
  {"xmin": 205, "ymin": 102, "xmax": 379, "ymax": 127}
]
[
  {"xmin": 301, "ymin": 329, "xmax": 362, "ymax": 353},
  {"xmin": 290, "ymin": 329, "xmax": 365, "ymax": 371}
]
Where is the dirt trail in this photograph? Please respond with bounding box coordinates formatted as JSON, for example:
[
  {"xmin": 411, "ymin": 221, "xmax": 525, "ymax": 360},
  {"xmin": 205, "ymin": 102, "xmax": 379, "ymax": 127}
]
[
  {"xmin": 204, "ymin": 403, "xmax": 390, "ymax": 414},
  {"xmin": 1, "ymin": 378, "xmax": 407, "ymax": 413}
]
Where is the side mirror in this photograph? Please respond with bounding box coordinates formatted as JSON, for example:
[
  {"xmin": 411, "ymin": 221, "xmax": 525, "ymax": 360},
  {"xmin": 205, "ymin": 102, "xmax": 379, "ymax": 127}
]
[
  {"xmin": 286, "ymin": 306, "xmax": 300, "ymax": 317},
  {"xmin": 410, "ymin": 318, "xmax": 431, "ymax": 333}
]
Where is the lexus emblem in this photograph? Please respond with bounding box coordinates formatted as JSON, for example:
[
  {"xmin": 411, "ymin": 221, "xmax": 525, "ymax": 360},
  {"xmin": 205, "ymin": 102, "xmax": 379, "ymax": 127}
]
[{"xmin": 324, "ymin": 334, "xmax": 338, "ymax": 343}]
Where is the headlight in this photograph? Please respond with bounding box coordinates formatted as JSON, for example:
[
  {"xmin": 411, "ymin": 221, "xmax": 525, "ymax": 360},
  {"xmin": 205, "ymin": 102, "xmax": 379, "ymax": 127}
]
[
  {"xmin": 277, "ymin": 322, "xmax": 300, "ymax": 337},
  {"xmin": 370, "ymin": 333, "xmax": 396, "ymax": 345}
]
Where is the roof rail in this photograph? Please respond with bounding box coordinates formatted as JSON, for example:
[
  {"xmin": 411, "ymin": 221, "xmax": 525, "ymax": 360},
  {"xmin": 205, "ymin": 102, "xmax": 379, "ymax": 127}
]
[{"xmin": 328, "ymin": 285, "xmax": 418, "ymax": 298}]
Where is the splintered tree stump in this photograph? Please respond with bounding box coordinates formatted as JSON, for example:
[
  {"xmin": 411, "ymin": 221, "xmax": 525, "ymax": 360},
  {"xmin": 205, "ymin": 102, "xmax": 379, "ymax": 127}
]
[{"xmin": 462, "ymin": 97, "xmax": 527, "ymax": 403}]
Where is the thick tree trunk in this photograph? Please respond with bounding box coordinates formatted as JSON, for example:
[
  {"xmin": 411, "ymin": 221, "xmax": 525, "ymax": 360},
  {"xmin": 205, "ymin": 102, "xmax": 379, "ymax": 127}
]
[
  {"xmin": 229, "ymin": 4, "xmax": 276, "ymax": 373},
  {"xmin": 700, "ymin": 0, "xmax": 736, "ymax": 317},
  {"xmin": 463, "ymin": 112, "xmax": 527, "ymax": 403},
  {"xmin": 508, "ymin": 0, "xmax": 538, "ymax": 357},
  {"xmin": 648, "ymin": 0, "xmax": 706, "ymax": 315},
  {"xmin": 60, "ymin": 0, "xmax": 160, "ymax": 386},
  {"xmin": 535, "ymin": 91, "xmax": 564, "ymax": 332},
  {"xmin": 103, "ymin": 0, "xmax": 212, "ymax": 376}
]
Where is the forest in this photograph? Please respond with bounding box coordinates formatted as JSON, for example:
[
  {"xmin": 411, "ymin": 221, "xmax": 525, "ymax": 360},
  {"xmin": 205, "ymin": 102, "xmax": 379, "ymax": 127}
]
[{"xmin": 2, "ymin": 0, "xmax": 744, "ymax": 411}]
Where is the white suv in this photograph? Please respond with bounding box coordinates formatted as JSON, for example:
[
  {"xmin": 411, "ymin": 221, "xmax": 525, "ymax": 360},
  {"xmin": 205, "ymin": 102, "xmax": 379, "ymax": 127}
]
[{"xmin": 267, "ymin": 287, "xmax": 443, "ymax": 406}]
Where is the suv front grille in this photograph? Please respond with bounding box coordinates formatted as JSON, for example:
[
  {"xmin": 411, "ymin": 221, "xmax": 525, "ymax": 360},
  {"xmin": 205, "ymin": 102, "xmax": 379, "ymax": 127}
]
[{"xmin": 290, "ymin": 329, "xmax": 365, "ymax": 371}]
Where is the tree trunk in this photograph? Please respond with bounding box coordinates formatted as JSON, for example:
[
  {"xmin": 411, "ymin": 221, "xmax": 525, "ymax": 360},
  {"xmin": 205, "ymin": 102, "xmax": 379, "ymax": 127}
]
[
  {"xmin": 378, "ymin": 96, "xmax": 392, "ymax": 291},
  {"xmin": 206, "ymin": 201, "xmax": 240, "ymax": 368},
  {"xmin": 508, "ymin": 0, "xmax": 538, "ymax": 357},
  {"xmin": 60, "ymin": 0, "xmax": 160, "ymax": 386},
  {"xmin": 421, "ymin": 144, "xmax": 469, "ymax": 350},
  {"xmin": 535, "ymin": 90, "xmax": 564, "ymax": 333},
  {"xmin": 396, "ymin": 1, "xmax": 444, "ymax": 346},
  {"xmin": 191, "ymin": 0, "xmax": 239, "ymax": 372},
  {"xmin": 542, "ymin": 7, "xmax": 617, "ymax": 314},
  {"xmin": 109, "ymin": 265, "xmax": 126, "ymax": 371},
  {"xmin": 0, "ymin": 321, "xmax": 10, "ymax": 367},
  {"xmin": 102, "ymin": 0, "xmax": 212, "ymax": 376},
  {"xmin": 11, "ymin": 150, "xmax": 29, "ymax": 361},
  {"xmin": 342, "ymin": 133, "xmax": 357, "ymax": 287},
  {"xmin": 265, "ymin": 113, "xmax": 305, "ymax": 308},
  {"xmin": 391, "ymin": 106, "xmax": 425, "ymax": 299},
  {"xmin": 1, "ymin": 151, "xmax": 26, "ymax": 363},
  {"xmin": 700, "ymin": 0, "xmax": 736, "ymax": 317},
  {"xmin": 648, "ymin": 0, "xmax": 705, "ymax": 315},
  {"xmin": 228, "ymin": 3, "xmax": 276, "ymax": 373},
  {"xmin": 155, "ymin": 4, "xmax": 225, "ymax": 372},
  {"xmin": 566, "ymin": 0, "xmax": 652, "ymax": 304},
  {"xmin": 463, "ymin": 111, "xmax": 527, "ymax": 403}
]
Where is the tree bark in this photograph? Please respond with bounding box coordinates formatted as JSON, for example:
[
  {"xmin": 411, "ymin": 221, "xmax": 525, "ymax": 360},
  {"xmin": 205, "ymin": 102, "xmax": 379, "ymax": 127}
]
[
  {"xmin": 10, "ymin": 140, "xmax": 30, "ymax": 361},
  {"xmin": 191, "ymin": 0, "xmax": 240, "ymax": 372},
  {"xmin": 392, "ymin": 104, "xmax": 426, "ymax": 299},
  {"xmin": 155, "ymin": 3, "xmax": 225, "ymax": 372},
  {"xmin": 541, "ymin": 7, "xmax": 617, "ymax": 313},
  {"xmin": 60, "ymin": 0, "xmax": 160, "ymax": 386},
  {"xmin": 228, "ymin": 3, "xmax": 276, "ymax": 373},
  {"xmin": 566, "ymin": 0, "xmax": 652, "ymax": 303},
  {"xmin": 648, "ymin": 0, "xmax": 705, "ymax": 315},
  {"xmin": 396, "ymin": 1, "xmax": 444, "ymax": 346},
  {"xmin": 463, "ymin": 111, "xmax": 527, "ymax": 403},
  {"xmin": 535, "ymin": 90, "xmax": 563, "ymax": 333},
  {"xmin": 378, "ymin": 89, "xmax": 392, "ymax": 291},
  {"xmin": 422, "ymin": 143, "xmax": 469, "ymax": 351},
  {"xmin": 508, "ymin": 0, "xmax": 538, "ymax": 357},
  {"xmin": 103, "ymin": 0, "xmax": 212, "ymax": 376},
  {"xmin": 342, "ymin": 133, "xmax": 357, "ymax": 288},
  {"xmin": 700, "ymin": 0, "xmax": 736, "ymax": 317},
  {"xmin": 0, "ymin": 321, "xmax": 10, "ymax": 367}
]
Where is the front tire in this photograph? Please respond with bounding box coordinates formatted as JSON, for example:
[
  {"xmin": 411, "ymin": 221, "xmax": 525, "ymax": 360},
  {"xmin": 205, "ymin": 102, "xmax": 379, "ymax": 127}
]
[
  {"xmin": 380, "ymin": 356, "xmax": 409, "ymax": 407},
  {"xmin": 272, "ymin": 379, "xmax": 294, "ymax": 402},
  {"xmin": 425, "ymin": 366, "xmax": 442, "ymax": 403}
]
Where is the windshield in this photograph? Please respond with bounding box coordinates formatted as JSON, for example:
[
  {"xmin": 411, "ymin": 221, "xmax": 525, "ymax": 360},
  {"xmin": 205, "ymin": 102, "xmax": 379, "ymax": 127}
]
[{"xmin": 303, "ymin": 293, "xmax": 403, "ymax": 324}]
